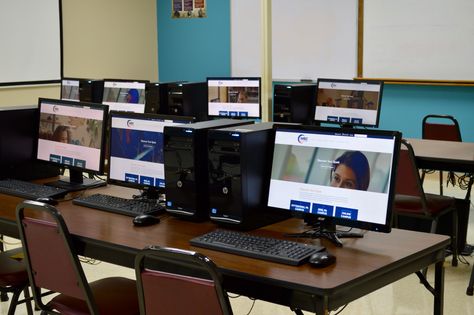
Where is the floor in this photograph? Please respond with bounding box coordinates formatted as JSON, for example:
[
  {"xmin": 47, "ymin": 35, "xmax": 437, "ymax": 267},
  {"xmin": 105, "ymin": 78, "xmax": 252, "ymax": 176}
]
[{"xmin": 1, "ymin": 173, "xmax": 473, "ymax": 315}]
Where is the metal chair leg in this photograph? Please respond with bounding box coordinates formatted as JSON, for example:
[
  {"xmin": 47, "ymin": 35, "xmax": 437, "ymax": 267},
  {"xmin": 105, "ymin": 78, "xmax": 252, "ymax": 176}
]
[
  {"xmin": 439, "ymin": 171, "xmax": 443, "ymax": 195},
  {"xmin": 467, "ymin": 265, "xmax": 474, "ymax": 295}
]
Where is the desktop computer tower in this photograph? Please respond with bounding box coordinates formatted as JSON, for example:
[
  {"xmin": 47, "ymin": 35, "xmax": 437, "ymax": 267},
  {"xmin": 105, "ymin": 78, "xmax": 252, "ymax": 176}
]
[
  {"xmin": 0, "ymin": 106, "xmax": 60, "ymax": 180},
  {"xmin": 79, "ymin": 79, "xmax": 104, "ymax": 104},
  {"xmin": 167, "ymin": 82, "xmax": 208, "ymax": 121},
  {"xmin": 273, "ymin": 83, "xmax": 316, "ymax": 124},
  {"xmin": 207, "ymin": 123, "xmax": 291, "ymax": 230},
  {"xmin": 145, "ymin": 82, "xmax": 166, "ymax": 114},
  {"xmin": 164, "ymin": 119, "xmax": 254, "ymax": 221}
]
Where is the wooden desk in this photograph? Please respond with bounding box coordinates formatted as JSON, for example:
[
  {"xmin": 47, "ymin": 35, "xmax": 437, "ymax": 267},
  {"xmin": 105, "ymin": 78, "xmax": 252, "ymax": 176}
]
[
  {"xmin": 0, "ymin": 185, "xmax": 450, "ymax": 315},
  {"xmin": 407, "ymin": 138, "xmax": 474, "ymax": 173},
  {"xmin": 406, "ymin": 138, "xmax": 473, "ymax": 253}
]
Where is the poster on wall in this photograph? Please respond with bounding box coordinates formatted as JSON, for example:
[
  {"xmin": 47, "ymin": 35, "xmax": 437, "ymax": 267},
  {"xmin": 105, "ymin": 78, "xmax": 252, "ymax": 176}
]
[{"xmin": 172, "ymin": 0, "xmax": 206, "ymax": 18}]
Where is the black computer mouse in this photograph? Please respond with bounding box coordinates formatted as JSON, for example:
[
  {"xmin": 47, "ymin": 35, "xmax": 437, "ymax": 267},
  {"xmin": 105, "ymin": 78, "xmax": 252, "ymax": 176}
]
[
  {"xmin": 35, "ymin": 197, "xmax": 58, "ymax": 206},
  {"xmin": 308, "ymin": 251, "xmax": 336, "ymax": 268},
  {"xmin": 133, "ymin": 214, "xmax": 160, "ymax": 227}
]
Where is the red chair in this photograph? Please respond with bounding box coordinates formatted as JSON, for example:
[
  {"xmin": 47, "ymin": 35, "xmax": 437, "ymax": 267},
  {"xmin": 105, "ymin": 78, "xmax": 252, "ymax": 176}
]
[
  {"xmin": 16, "ymin": 200, "xmax": 140, "ymax": 315},
  {"xmin": 421, "ymin": 114, "xmax": 462, "ymax": 195},
  {"xmin": 135, "ymin": 246, "xmax": 233, "ymax": 315},
  {"xmin": 0, "ymin": 247, "xmax": 34, "ymax": 315},
  {"xmin": 393, "ymin": 139, "xmax": 459, "ymax": 267}
]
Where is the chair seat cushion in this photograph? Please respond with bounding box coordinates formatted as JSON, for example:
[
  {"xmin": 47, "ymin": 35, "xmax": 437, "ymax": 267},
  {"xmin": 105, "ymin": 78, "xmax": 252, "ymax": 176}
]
[
  {"xmin": 0, "ymin": 249, "xmax": 28, "ymax": 287},
  {"xmin": 47, "ymin": 277, "xmax": 139, "ymax": 315},
  {"xmin": 394, "ymin": 194, "xmax": 455, "ymax": 216}
]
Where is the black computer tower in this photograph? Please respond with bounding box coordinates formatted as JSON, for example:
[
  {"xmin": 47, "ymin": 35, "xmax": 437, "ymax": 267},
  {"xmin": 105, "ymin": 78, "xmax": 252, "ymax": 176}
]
[
  {"xmin": 164, "ymin": 119, "xmax": 254, "ymax": 220},
  {"xmin": 273, "ymin": 83, "xmax": 316, "ymax": 124},
  {"xmin": 207, "ymin": 123, "xmax": 290, "ymax": 230},
  {"xmin": 145, "ymin": 82, "xmax": 167, "ymax": 114},
  {"xmin": 167, "ymin": 82, "xmax": 208, "ymax": 121},
  {"xmin": 0, "ymin": 106, "xmax": 60, "ymax": 180},
  {"xmin": 79, "ymin": 79, "xmax": 104, "ymax": 104}
]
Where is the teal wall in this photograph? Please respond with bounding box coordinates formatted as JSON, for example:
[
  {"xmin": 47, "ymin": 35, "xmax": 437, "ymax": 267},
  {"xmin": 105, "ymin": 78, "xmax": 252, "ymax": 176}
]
[
  {"xmin": 379, "ymin": 85, "xmax": 474, "ymax": 142},
  {"xmin": 156, "ymin": 3, "xmax": 474, "ymax": 142},
  {"xmin": 157, "ymin": 0, "xmax": 230, "ymax": 82}
]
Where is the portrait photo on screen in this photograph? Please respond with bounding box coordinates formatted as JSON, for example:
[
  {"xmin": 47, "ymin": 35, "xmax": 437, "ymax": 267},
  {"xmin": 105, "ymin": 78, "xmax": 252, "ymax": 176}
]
[
  {"xmin": 271, "ymin": 144, "xmax": 392, "ymax": 193},
  {"xmin": 39, "ymin": 113, "xmax": 103, "ymax": 149},
  {"xmin": 316, "ymin": 88, "xmax": 379, "ymax": 110},
  {"xmin": 103, "ymin": 87, "xmax": 145, "ymax": 104}
]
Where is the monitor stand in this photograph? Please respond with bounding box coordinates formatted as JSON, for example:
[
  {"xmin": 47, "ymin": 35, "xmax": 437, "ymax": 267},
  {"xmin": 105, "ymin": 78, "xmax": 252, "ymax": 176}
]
[
  {"xmin": 286, "ymin": 216, "xmax": 364, "ymax": 247},
  {"xmin": 45, "ymin": 169, "xmax": 106, "ymax": 192}
]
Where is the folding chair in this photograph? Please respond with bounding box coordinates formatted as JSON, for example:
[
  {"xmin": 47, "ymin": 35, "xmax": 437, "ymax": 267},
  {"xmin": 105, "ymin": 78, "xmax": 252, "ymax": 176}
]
[
  {"xmin": 16, "ymin": 200, "xmax": 139, "ymax": 315},
  {"xmin": 421, "ymin": 114, "xmax": 462, "ymax": 195},
  {"xmin": 0, "ymin": 247, "xmax": 34, "ymax": 315},
  {"xmin": 393, "ymin": 139, "xmax": 459, "ymax": 267},
  {"xmin": 135, "ymin": 245, "xmax": 233, "ymax": 315}
]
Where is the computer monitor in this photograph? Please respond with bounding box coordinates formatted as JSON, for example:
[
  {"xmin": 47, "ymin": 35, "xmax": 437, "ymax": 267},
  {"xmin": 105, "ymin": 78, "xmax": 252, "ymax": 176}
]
[
  {"xmin": 102, "ymin": 79, "xmax": 148, "ymax": 113},
  {"xmin": 108, "ymin": 111, "xmax": 194, "ymax": 200},
  {"xmin": 267, "ymin": 124, "xmax": 401, "ymax": 246},
  {"xmin": 61, "ymin": 78, "xmax": 80, "ymax": 101},
  {"xmin": 314, "ymin": 78, "xmax": 384, "ymax": 128},
  {"xmin": 207, "ymin": 77, "xmax": 261, "ymax": 119},
  {"xmin": 36, "ymin": 98, "xmax": 108, "ymax": 190}
]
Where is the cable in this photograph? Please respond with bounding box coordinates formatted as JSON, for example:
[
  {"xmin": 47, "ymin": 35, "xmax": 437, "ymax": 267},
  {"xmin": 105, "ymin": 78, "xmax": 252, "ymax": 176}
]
[
  {"xmin": 78, "ymin": 256, "xmax": 102, "ymax": 265},
  {"xmin": 244, "ymin": 298, "xmax": 256, "ymax": 315},
  {"xmin": 331, "ymin": 304, "xmax": 348, "ymax": 315}
]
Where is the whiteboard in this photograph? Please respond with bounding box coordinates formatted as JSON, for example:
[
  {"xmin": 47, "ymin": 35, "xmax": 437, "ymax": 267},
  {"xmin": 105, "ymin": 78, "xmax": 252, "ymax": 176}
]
[
  {"xmin": 363, "ymin": 0, "xmax": 474, "ymax": 81},
  {"xmin": 231, "ymin": 0, "xmax": 262, "ymax": 77},
  {"xmin": 272, "ymin": 0, "xmax": 358, "ymax": 81},
  {"xmin": 0, "ymin": 0, "xmax": 61, "ymax": 85}
]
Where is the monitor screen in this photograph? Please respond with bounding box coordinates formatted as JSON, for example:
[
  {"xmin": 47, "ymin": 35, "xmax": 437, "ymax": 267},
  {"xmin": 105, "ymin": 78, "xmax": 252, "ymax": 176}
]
[
  {"xmin": 102, "ymin": 80, "xmax": 147, "ymax": 113},
  {"xmin": 207, "ymin": 77, "xmax": 261, "ymax": 119},
  {"xmin": 314, "ymin": 79, "xmax": 384, "ymax": 127},
  {"xmin": 61, "ymin": 79, "xmax": 80, "ymax": 101},
  {"xmin": 267, "ymin": 124, "xmax": 401, "ymax": 234},
  {"xmin": 108, "ymin": 112, "xmax": 194, "ymax": 197},
  {"xmin": 37, "ymin": 98, "xmax": 108, "ymax": 190}
]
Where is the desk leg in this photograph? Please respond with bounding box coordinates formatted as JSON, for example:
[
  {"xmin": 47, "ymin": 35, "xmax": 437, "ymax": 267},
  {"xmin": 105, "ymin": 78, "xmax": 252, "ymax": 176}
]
[
  {"xmin": 434, "ymin": 260, "xmax": 444, "ymax": 315},
  {"xmin": 313, "ymin": 296, "xmax": 329, "ymax": 315}
]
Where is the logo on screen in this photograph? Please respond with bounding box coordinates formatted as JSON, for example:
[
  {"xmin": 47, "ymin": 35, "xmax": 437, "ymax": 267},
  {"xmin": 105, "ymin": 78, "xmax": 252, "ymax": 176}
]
[
  {"xmin": 330, "ymin": 83, "xmax": 337, "ymax": 88},
  {"xmin": 53, "ymin": 105, "xmax": 59, "ymax": 112},
  {"xmin": 126, "ymin": 120, "xmax": 134, "ymax": 128},
  {"xmin": 297, "ymin": 134, "xmax": 308, "ymax": 144}
]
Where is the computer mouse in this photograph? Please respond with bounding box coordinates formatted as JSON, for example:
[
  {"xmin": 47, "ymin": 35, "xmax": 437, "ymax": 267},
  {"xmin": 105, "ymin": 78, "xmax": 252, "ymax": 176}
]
[
  {"xmin": 35, "ymin": 197, "xmax": 58, "ymax": 206},
  {"xmin": 308, "ymin": 251, "xmax": 336, "ymax": 268},
  {"xmin": 132, "ymin": 214, "xmax": 160, "ymax": 227}
]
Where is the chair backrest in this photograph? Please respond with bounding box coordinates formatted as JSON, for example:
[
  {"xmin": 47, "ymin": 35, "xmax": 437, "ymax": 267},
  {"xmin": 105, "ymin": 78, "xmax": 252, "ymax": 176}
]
[
  {"xmin": 422, "ymin": 114, "xmax": 462, "ymax": 142},
  {"xmin": 395, "ymin": 140, "xmax": 428, "ymax": 210},
  {"xmin": 16, "ymin": 200, "xmax": 98, "ymax": 313},
  {"xmin": 135, "ymin": 246, "xmax": 233, "ymax": 315}
]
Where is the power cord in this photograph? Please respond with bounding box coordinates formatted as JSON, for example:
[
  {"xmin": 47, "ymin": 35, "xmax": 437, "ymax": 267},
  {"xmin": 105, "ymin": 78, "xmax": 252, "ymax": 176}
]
[
  {"xmin": 331, "ymin": 304, "xmax": 349, "ymax": 315},
  {"xmin": 78, "ymin": 256, "xmax": 101, "ymax": 266}
]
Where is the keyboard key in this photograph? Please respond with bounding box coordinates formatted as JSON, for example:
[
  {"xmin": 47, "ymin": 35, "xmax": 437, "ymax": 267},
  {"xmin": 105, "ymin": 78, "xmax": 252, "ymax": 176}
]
[{"xmin": 190, "ymin": 230, "xmax": 325, "ymax": 266}]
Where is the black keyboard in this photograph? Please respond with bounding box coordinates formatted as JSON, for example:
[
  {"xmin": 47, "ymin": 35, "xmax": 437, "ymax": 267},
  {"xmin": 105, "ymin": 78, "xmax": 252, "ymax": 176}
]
[
  {"xmin": 73, "ymin": 193, "xmax": 165, "ymax": 217},
  {"xmin": 0, "ymin": 179, "xmax": 67, "ymax": 200},
  {"xmin": 190, "ymin": 230, "xmax": 325, "ymax": 266}
]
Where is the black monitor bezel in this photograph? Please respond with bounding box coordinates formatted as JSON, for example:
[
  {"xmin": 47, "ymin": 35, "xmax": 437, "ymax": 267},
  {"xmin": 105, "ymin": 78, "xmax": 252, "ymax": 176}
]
[
  {"xmin": 313, "ymin": 78, "xmax": 384, "ymax": 128},
  {"xmin": 206, "ymin": 76, "xmax": 262, "ymax": 119},
  {"xmin": 36, "ymin": 97, "xmax": 109, "ymax": 175},
  {"xmin": 107, "ymin": 111, "xmax": 195, "ymax": 192},
  {"xmin": 266, "ymin": 123, "xmax": 401, "ymax": 233}
]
